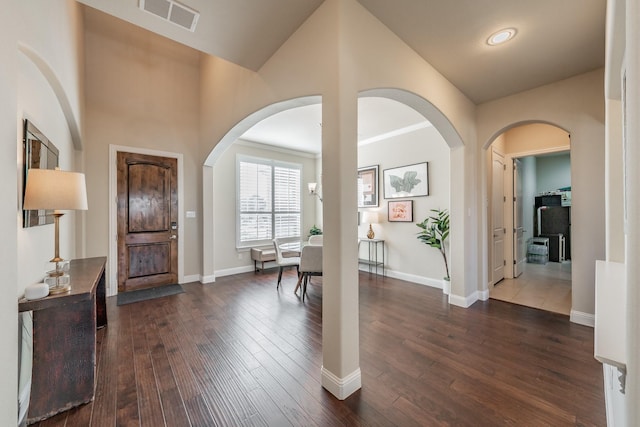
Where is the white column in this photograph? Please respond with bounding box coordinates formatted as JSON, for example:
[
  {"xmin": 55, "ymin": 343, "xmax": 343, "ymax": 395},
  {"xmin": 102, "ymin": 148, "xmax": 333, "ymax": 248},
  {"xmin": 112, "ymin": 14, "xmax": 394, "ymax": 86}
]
[
  {"xmin": 320, "ymin": 0, "xmax": 361, "ymax": 400},
  {"xmin": 201, "ymin": 165, "xmax": 215, "ymax": 283}
]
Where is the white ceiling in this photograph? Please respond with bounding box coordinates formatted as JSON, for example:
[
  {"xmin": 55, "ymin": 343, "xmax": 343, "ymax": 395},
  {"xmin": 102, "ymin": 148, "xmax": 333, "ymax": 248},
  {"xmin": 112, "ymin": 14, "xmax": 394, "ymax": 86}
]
[
  {"xmin": 357, "ymin": 0, "xmax": 606, "ymax": 104},
  {"xmin": 78, "ymin": 0, "xmax": 606, "ymax": 152},
  {"xmin": 241, "ymin": 97, "xmax": 430, "ymax": 154}
]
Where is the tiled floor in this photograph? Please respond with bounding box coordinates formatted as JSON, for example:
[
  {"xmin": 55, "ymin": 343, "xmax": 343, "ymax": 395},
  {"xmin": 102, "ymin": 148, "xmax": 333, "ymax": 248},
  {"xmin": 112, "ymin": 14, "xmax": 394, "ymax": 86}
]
[{"xmin": 490, "ymin": 261, "xmax": 572, "ymax": 315}]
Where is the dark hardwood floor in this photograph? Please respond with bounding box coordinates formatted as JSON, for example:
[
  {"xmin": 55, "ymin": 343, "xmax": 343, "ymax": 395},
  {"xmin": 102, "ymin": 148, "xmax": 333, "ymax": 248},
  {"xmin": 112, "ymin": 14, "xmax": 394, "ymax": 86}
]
[{"xmin": 33, "ymin": 270, "xmax": 605, "ymax": 426}]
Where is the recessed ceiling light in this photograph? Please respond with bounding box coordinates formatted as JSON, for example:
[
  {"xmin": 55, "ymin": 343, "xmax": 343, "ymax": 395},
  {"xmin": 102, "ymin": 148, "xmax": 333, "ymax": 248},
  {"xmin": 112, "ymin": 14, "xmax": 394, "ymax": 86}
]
[{"xmin": 487, "ymin": 28, "xmax": 517, "ymax": 46}]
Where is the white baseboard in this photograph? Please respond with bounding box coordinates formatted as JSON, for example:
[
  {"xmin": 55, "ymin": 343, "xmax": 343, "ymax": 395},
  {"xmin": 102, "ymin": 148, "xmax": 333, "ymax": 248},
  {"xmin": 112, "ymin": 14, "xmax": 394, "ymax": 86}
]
[
  {"xmin": 477, "ymin": 288, "xmax": 490, "ymax": 301},
  {"xmin": 570, "ymin": 310, "xmax": 595, "ymax": 327},
  {"xmin": 182, "ymin": 274, "xmax": 200, "ymax": 284},
  {"xmin": 363, "ymin": 268, "xmax": 487, "ymax": 308},
  {"xmin": 321, "ymin": 366, "xmax": 361, "ymax": 400},
  {"xmin": 380, "ymin": 268, "xmax": 442, "ymax": 290},
  {"xmin": 201, "ymin": 274, "xmax": 216, "ymax": 284},
  {"xmin": 449, "ymin": 291, "xmax": 479, "ymax": 308},
  {"xmin": 215, "ymin": 265, "xmax": 254, "ymax": 278}
]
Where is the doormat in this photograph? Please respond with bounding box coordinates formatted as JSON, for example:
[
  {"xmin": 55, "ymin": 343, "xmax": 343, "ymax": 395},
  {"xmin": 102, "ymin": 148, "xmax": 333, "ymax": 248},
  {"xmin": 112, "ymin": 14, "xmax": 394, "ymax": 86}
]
[{"xmin": 117, "ymin": 284, "xmax": 184, "ymax": 306}]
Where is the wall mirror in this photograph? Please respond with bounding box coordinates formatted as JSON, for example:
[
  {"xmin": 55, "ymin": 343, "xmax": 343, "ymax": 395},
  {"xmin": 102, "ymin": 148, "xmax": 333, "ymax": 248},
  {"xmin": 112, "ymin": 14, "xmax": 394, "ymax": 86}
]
[{"xmin": 23, "ymin": 119, "xmax": 59, "ymax": 227}]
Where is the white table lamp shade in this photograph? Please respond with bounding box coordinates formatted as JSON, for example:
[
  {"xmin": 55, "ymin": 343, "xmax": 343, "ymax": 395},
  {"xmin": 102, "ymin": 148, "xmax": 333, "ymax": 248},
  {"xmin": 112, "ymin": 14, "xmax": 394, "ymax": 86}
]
[
  {"xmin": 361, "ymin": 211, "xmax": 379, "ymax": 225},
  {"xmin": 24, "ymin": 169, "xmax": 88, "ymax": 211}
]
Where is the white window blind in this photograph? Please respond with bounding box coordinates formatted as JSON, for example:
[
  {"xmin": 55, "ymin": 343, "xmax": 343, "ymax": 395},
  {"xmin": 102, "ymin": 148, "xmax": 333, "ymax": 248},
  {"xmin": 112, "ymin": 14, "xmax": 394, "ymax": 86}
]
[{"xmin": 237, "ymin": 156, "xmax": 301, "ymax": 247}]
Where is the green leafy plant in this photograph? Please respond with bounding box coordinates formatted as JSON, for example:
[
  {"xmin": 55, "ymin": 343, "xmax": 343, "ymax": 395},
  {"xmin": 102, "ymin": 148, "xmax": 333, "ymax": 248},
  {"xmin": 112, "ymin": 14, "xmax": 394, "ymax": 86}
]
[
  {"xmin": 416, "ymin": 208, "xmax": 450, "ymax": 280},
  {"xmin": 309, "ymin": 225, "xmax": 323, "ymax": 236}
]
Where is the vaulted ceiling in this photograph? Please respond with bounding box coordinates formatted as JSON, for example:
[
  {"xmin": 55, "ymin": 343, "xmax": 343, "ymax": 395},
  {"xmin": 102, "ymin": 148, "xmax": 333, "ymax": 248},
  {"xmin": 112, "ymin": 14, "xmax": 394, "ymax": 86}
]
[{"xmin": 77, "ymin": 0, "xmax": 606, "ymax": 152}]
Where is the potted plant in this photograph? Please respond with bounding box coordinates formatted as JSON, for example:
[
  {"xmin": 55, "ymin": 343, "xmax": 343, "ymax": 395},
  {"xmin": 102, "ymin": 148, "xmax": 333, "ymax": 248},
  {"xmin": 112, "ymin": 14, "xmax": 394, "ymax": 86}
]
[
  {"xmin": 309, "ymin": 225, "xmax": 323, "ymax": 236},
  {"xmin": 416, "ymin": 209, "xmax": 450, "ymax": 293}
]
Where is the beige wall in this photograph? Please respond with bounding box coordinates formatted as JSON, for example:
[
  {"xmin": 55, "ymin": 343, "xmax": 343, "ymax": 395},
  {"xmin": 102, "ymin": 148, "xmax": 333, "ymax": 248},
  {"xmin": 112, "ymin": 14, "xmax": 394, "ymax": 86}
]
[
  {"xmin": 358, "ymin": 125, "xmax": 450, "ymax": 284},
  {"xmin": 0, "ymin": 1, "xmax": 86, "ymax": 424},
  {"xmin": 504, "ymin": 123, "xmax": 570, "ymax": 153},
  {"xmin": 16, "ymin": 1, "xmax": 86, "ymax": 293},
  {"xmin": 605, "ymin": 98, "xmax": 624, "ymax": 262},
  {"xmin": 83, "ymin": 8, "xmax": 202, "ymax": 288},
  {"xmin": 0, "ymin": 2, "xmax": 19, "ymax": 424},
  {"xmin": 477, "ymin": 69, "xmax": 605, "ymax": 321}
]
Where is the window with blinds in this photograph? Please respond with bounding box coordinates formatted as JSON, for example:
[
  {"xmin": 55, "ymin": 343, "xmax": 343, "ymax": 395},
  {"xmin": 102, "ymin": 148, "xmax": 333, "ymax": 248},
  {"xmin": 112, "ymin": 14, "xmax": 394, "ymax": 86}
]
[{"xmin": 237, "ymin": 155, "xmax": 301, "ymax": 247}]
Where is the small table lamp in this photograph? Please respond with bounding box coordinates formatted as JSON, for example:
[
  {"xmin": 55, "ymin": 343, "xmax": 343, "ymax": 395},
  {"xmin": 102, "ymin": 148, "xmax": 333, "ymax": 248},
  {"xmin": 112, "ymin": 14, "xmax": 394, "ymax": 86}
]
[
  {"xmin": 308, "ymin": 182, "xmax": 323, "ymax": 202},
  {"xmin": 361, "ymin": 211, "xmax": 379, "ymax": 239},
  {"xmin": 23, "ymin": 168, "xmax": 88, "ymax": 294}
]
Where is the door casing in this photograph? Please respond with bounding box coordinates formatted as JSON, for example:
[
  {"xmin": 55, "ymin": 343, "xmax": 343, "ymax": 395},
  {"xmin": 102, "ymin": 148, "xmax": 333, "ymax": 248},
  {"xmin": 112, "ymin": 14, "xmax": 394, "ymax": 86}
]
[
  {"xmin": 513, "ymin": 158, "xmax": 526, "ymax": 277},
  {"xmin": 491, "ymin": 149, "xmax": 505, "ymax": 285}
]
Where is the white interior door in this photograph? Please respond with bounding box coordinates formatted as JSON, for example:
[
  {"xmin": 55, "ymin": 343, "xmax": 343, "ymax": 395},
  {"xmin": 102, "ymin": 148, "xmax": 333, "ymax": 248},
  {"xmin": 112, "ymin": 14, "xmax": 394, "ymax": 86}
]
[
  {"xmin": 492, "ymin": 151, "xmax": 505, "ymax": 284},
  {"xmin": 513, "ymin": 158, "xmax": 526, "ymax": 277}
]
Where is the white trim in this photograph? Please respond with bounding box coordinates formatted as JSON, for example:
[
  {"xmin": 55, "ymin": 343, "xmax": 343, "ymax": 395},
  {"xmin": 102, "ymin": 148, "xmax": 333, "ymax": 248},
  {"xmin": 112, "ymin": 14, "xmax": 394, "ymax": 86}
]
[
  {"xmin": 215, "ymin": 265, "xmax": 255, "ymax": 277},
  {"xmin": 321, "ymin": 366, "xmax": 361, "ymax": 400},
  {"xmin": 507, "ymin": 145, "xmax": 571, "ymax": 159},
  {"xmin": 603, "ymin": 364, "xmax": 615, "ymax": 427},
  {"xmin": 477, "ymin": 288, "xmax": 490, "ymax": 301},
  {"xmin": 570, "ymin": 310, "xmax": 595, "ymax": 327},
  {"xmin": 182, "ymin": 274, "xmax": 200, "ymax": 284},
  {"xmin": 358, "ymin": 121, "xmax": 432, "ymax": 147},
  {"xmin": 236, "ymin": 138, "xmax": 318, "ymax": 158},
  {"xmin": 602, "ymin": 363, "xmax": 628, "ymax": 426},
  {"xmin": 381, "ymin": 268, "xmax": 442, "ymax": 289},
  {"xmin": 108, "ymin": 144, "xmax": 185, "ymax": 297},
  {"xmin": 449, "ymin": 291, "xmax": 479, "ymax": 308},
  {"xmin": 201, "ymin": 274, "xmax": 216, "ymax": 284}
]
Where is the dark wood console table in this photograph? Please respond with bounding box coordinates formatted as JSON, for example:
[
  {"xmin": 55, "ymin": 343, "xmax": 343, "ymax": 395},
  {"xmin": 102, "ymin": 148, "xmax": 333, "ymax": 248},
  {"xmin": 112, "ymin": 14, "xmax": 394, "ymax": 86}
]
[{"xmin": 18, "ymin": 257, "xmax": 107, "ymax": 424}]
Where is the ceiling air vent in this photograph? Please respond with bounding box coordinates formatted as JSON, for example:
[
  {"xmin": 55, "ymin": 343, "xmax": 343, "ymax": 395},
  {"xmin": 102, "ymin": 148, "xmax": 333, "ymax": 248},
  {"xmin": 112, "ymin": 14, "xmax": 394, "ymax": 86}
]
[{"xmin": 140, "ymin": 0, "xmax": 199, "ymax": 32}]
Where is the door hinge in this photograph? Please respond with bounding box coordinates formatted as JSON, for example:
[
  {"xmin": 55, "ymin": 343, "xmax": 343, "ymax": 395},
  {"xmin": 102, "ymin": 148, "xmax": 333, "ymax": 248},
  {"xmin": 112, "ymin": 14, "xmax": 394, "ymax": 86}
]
[
  {"xmin": 503, "ymin": 164, "xmax": 506, "ymax": 170},
  {"xmin": 513, "ymin": 197, "xmax": 516, "ymax": 202},
  {"xmin": 503, "ymin": 260, "xmax": 506, "ymax": 266},
  {"xmin": 503, "ymin": 228, "xmax": 506, "ymax": 234},
  {"xmin": 503, "ymin": 196, "xmax": 506, "ymax": 202},
  {"xmin": 513, "ymin": 260, "xmax": 517, "ymax": 265}
]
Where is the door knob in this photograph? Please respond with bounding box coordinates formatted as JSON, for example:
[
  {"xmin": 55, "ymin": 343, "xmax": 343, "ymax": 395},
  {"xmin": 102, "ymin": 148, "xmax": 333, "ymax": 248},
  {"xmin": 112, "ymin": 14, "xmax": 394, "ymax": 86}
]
[{"xmin": 169, "ymin": 235, "xmax": 177, "ymax": 240}]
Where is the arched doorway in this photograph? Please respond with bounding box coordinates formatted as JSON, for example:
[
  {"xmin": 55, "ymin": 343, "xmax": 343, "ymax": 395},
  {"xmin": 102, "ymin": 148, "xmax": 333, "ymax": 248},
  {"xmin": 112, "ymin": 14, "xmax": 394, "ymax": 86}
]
[
  {"xmin": 200, "ymin": 89, "xmax": 470, "ymax": 400},
  {"xmin": 202, "ymin": 89, "xmax": 467, "ymax": 299},
  {"xmin": 485, "ymin": 122, "xmax": 572, "ymax": 314}
]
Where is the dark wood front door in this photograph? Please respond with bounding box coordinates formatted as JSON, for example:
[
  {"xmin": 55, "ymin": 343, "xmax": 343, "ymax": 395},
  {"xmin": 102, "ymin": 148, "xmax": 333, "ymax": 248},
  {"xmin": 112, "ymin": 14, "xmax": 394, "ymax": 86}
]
[{"xmin": 117, "ymin": 152, "xmax": 178, "ymax": 292}]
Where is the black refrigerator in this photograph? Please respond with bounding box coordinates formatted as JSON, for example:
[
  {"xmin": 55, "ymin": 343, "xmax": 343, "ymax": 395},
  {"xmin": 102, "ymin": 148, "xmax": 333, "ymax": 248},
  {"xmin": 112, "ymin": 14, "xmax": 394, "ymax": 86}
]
[{"xmin": 534, "ymin": 195, "xmax": 571, "ymax": 262}]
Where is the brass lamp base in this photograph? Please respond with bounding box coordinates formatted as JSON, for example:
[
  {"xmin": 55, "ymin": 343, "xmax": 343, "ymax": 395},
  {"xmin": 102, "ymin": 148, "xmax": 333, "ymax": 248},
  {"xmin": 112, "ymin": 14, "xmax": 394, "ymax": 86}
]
[
  {"xmin": 367, "ymin": 224, "xmax": 375, "ymax": 239},
  {"xmin": 49, "ymin": 284, "xmax": 71, "ymax": 295}
]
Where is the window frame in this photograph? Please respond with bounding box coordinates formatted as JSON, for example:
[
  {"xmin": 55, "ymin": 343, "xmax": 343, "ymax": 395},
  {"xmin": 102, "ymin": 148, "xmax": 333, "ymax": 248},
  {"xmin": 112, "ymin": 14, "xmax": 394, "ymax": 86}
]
[{"xmin": 236, "ymin": 154, "xmax": 302, "ymax": 249}]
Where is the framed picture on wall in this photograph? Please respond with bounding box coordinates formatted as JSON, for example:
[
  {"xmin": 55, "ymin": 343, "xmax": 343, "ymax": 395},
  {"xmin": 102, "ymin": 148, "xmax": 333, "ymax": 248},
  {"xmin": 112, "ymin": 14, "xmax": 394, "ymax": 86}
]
[
  {"xmin": 383, "ymin": 162, "xmax": 429, "ymax": 199},
  {"xmin": 358, "ymin": 165, "xmax": 379, "ymax": 207},
  {"xmin": 388, "ymin": 200, "xmax": 413, "ymax": 222}
]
